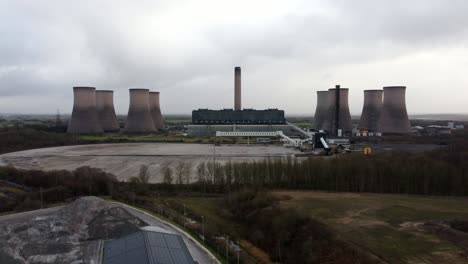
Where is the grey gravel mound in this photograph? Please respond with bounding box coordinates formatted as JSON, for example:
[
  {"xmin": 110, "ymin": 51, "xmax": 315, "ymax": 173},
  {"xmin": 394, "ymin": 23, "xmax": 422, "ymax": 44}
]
[{"xmin": 0, "ymin": 196, "xmax": 148, "ymax": 264}]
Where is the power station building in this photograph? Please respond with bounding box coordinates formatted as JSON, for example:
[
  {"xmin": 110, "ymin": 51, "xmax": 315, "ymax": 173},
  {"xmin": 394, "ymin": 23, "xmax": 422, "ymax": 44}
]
[
  {"xmin": 149, "ymin": 91, "xmax": 165, "ymax": 130},
  {"xmin": 96, "ymin": 90, "xmax": 120, "ymax": 132},
  {"xmin": 377, "ymin": 86, "xmax": 411, "ymax": 134},
  {"xmin": 192, "ymin": 108, "xmax": 285, "ymax": 124},
  {"xmin": 125, "ymin": 88, "xmax": 156, "ymax": 133},
  {"xmin": 313, "ymin": 91, "xmax": 329, "ymax": 130},
  {"xmin": 67, "ymin": 87, "xmax": 103, "ymax": 134},
  {"xmin": 359, "ymin": 90, "xmax": 383, "ymax": 132},
  {"xmin": 322, "ymin": 87, "xmax": 353, "ymax": 135},
  {"xmin": 188, "ymin": 67, "xmax": 293, "ymax": 137}
]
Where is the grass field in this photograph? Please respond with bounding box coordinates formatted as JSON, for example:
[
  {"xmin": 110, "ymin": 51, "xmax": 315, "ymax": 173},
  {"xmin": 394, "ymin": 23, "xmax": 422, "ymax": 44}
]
[{"xmin": 274, "ymin": 191, "xmax": 468, "ymax": 264}]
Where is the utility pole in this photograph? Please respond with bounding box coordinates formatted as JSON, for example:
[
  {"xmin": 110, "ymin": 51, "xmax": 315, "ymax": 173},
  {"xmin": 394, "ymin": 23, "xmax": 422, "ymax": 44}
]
[
  {"xmin": 213, "ymin": 136, "xmax": 216, "ymax": 184},
  {"xmin": 226, "ymin": 235, "xmax": 229, "ymax": 264},
  {"xmin": 201, "ymin": 215, "xmax": 205, "ymax": 243},
  {"xmin": 40, "ymin": 187, "xmax": 43, "ymax": 209},
  {"xmin": 132, "ymin": 183, "xmax": 135, "ymax": 206},
  {"xmin": 183, "ymin": 204, "xmax": 186, "ymax": 228}
]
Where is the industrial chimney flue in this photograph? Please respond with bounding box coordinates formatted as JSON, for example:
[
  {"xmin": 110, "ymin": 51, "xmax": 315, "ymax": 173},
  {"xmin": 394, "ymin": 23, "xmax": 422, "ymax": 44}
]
[
  {"xmin": 234, "ymin": 66, "xmax": 241, "ymax": 110},
  {"xmin": 322, "ymin": 87, "xmax": 353, "ymax": 135}
]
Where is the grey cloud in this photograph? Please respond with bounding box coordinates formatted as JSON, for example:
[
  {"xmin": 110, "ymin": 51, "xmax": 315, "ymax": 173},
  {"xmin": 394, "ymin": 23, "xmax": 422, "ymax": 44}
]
[{"xmin": 0, "ymin": 0, "xmax": 468, "ymax": 114}]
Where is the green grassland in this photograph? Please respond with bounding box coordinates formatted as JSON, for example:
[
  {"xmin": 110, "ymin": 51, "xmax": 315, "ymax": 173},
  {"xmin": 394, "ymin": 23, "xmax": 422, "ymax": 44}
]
[{"xmin": 274, "ymin": 191, "xmax": 468, "ymax": 264}]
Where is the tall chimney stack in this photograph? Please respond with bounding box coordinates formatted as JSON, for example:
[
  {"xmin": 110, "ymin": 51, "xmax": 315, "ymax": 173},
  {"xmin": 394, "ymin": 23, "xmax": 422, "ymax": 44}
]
[{"xmin": 234, "ymin": 66, "xmax": 241, "ymax": 110}]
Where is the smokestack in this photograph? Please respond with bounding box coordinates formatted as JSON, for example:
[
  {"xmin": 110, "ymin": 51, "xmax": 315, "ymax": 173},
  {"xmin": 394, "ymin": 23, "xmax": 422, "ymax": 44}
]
[
  {"xmin": 322, "ymin": 87, "xmax": 353, "ymax": 135},
  {"xmin": 67, "ymin": 87, "xmax": 103, "ymax": 134},
  {"xmin": 359, "ymin": 90, "xmax": 383, "ymax": 132},
  {"xmin": 124, "ymin": 88, "xmax": 156, "ymax": 133},
  {"xmin": 149, "ymin": 91, "xmax": 165, "ymax": 130},
  {"xmin": 234, "ymin": 66, "xmax": 241, "ymax": 110},
  {"xmin": 313, "ymin": 91, "xmax": 329, "ymax": 130},
  {"xmin": 96, "ymin": 90, "xmax": 120, "ymax": 132},
  {"xmin": 377, "ymin": 86, "xmax": 411, "ymax": 134}
]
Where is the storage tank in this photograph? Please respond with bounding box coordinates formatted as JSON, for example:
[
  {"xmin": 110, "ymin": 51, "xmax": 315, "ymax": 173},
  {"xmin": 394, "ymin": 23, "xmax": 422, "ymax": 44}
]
[
  {"xmin": 124, "ymin": 88, "xmax": 156, "ymax": 133},
  {"xmin": 149, "ymin": 91, "xmax": 165, "ymax": 130},
  {"xmin": 96, "ymin": 90, "xmax": 120, "ymax": 132},
  {"xmin": 313, "ymin": 91, "xmax": 329, "ymax": 130},
  {"xmin": 67, "ymin": 87, "xmax": 103, "ymax": 134},
  {"xmin": 377, "ymin": 86, "xmax": 411, "ymax": 134},
  {"xmin": 322, "ymin": 87, "xmax": 353, "ymax": 135},
  {"xmin": 359, "ymin": 90, "xmax": 383, "ymax": 132}
]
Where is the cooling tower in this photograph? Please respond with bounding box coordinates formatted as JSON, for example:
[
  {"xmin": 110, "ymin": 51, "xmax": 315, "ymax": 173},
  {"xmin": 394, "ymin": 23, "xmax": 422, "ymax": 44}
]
[
  {"xmin": 322, "ymin": 87, "xmax": 353, "ymax": 135},
  {"xmin": 377, "ymin": 86, "xmax": 411, "ymax": 134},
  {"xmin": 67, "ymin": 87, "xmax": 103, "ymax": 134},
  {"xmin": 359, "ymin": 90, "xmax": 383, "ymax": 132},
  {"xmin": 96, "ymin": 90, "xmax": 120, "ymax": 132},
  {"xmin": 313, "ymin": 91, "xmax": 329, "ymax": 130},
  {"xmin": 234, "ymin": 66, "xmax": 241, "ymax": 110},
  {"xmin": 124, "ymin": 88, "xmax": 156, "ymax": 133},
  {"xmin": 149, "ymin": 91, "xmax": 165, "ymax": 130}
]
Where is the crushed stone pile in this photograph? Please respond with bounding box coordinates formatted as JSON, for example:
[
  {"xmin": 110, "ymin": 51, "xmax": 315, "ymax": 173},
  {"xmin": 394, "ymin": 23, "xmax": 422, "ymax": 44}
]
[{"xmin": 0, "ymin": 196, "xmax": 148, "ymax": 264}]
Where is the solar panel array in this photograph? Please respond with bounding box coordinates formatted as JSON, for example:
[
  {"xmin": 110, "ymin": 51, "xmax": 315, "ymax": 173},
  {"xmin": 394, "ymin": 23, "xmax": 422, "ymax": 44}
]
[{"xmin": 103, "ymin": 230, "xmax": 194, "ymax": 264}]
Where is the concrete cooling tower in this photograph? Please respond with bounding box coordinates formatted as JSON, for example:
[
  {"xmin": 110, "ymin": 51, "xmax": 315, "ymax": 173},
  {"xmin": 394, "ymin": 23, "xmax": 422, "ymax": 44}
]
[
  {"xmin": 124, "ymin": 88, "xmax": 156, "ymax": 133},
  {"xmin": 96, "ymin": 90, "xmax": 120, "ymax": 132},
  {"xmin": 322, "ymin": 87, "xmax": 353, "ymax": 135},
  {"xmin": 359, "ymin": 90, "xmax": 383, "ymax": 132},
  {"xmin": 377, "ymin": 86, "xmax": 411, "ymax": 134},
  {"xmin": 149, "ymin": 91, "xmax": 165, "ymax": 130},
  {"xmin": 313, "ymin": 91, "xmax": 329, "ymax": 130},
  {"xmin": 67, "ymin": 87, "xmax": 103, "ymax": 134}
]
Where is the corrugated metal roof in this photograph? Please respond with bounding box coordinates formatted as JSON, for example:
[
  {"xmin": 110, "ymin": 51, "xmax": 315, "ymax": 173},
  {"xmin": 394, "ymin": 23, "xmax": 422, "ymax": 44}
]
[{"xmin": 103, "ymin": 229, "xmax": 194, "ymax": 264}]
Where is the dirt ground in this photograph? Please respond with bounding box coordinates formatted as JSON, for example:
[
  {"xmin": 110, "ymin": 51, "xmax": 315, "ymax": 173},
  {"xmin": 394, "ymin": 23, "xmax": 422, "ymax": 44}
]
[
  {"xmin": 274, "ymin": 191, "xmax": 468, "ymax": 264},
  {"xmin": 0, "ymin": 143, "xmax": 299, "ymax": 183}
]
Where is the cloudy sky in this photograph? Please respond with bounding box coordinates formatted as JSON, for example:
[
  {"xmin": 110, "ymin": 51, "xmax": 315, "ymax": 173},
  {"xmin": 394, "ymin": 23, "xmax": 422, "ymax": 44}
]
[{"xmin": 0, "ymin": 0, "xmax": 467, "ymax": 115}]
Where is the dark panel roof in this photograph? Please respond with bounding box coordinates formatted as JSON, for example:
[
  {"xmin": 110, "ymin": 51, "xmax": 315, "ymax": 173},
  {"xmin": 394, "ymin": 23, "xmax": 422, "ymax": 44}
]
[{"xmin": 103, "ymin": 230, "xmax": 194, "ymax": 264}]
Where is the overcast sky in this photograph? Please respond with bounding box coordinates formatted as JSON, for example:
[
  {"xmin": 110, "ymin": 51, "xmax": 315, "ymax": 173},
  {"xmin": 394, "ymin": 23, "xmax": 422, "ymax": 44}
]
[{"xmin": 0, "ymin": 0, "xmax": 467, "ymax": 115}]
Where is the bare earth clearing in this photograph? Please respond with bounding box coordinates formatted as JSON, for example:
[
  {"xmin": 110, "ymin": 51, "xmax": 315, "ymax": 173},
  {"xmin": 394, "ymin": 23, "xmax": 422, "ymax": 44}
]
[
  {"xmin": 275, "ymin": 191, "xmax": 468, "ymax": 264},
  {"xmin": 0, "ymin": 143, "xmax": 299, "ymax": 183}
]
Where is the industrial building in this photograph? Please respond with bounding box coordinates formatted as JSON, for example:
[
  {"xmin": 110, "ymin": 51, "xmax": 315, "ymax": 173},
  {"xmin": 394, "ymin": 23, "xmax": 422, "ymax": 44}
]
[
  {"xmin": 103, "ymin": 229, "xmax": 195, "ymax": 264},
  {"xmin": 377, "ymin": 86, "xmax": 411, "ymax": 134},
  {"xmin": 125, "ymin": 88, "xmax": 156, "ymax": 133},
  {"xmin": 359, "ymin": 90, "xmax": 383, "ymax": 132},
  {"xmin": 96, "ymin": 90, "xmax": 120, "ymax": 132},
  {"xmin": 67, "ymin": 86, "xmax": 103, "ymax": 134},
  {"xmin": 313, "ymin": 91, "xmax": 329, "ymax": 130},
  {"xmin": 188, "ymin": 67, "xmax": 292, "ymax": 137},
  {"xmin": 149, "ymin": 91, "xmax": 165, "ymax": 130},
  {"xmin": 322, "ymin": 87, "xmax": 353, "ymax": 135},
  {"xmin": 192, "ymin": 108, "xmax": 285, "ymax": 124}
]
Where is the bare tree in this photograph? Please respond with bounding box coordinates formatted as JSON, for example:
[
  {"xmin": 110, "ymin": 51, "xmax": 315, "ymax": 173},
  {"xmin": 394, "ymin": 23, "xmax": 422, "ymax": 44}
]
[
  {"xmin": 163, "ymin": 166, "xmax": 173, "ymax": 185},
  {"xmin": 138, "ymin": 164, "xmax": 151, "ymax": 184},
  {"xmin": 196, "ymin": 162, "xmax": 207, "ymax": 183},
  {"xmin": 175, "ymin": 161, "xmax": 190, "ymax": 184}
]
